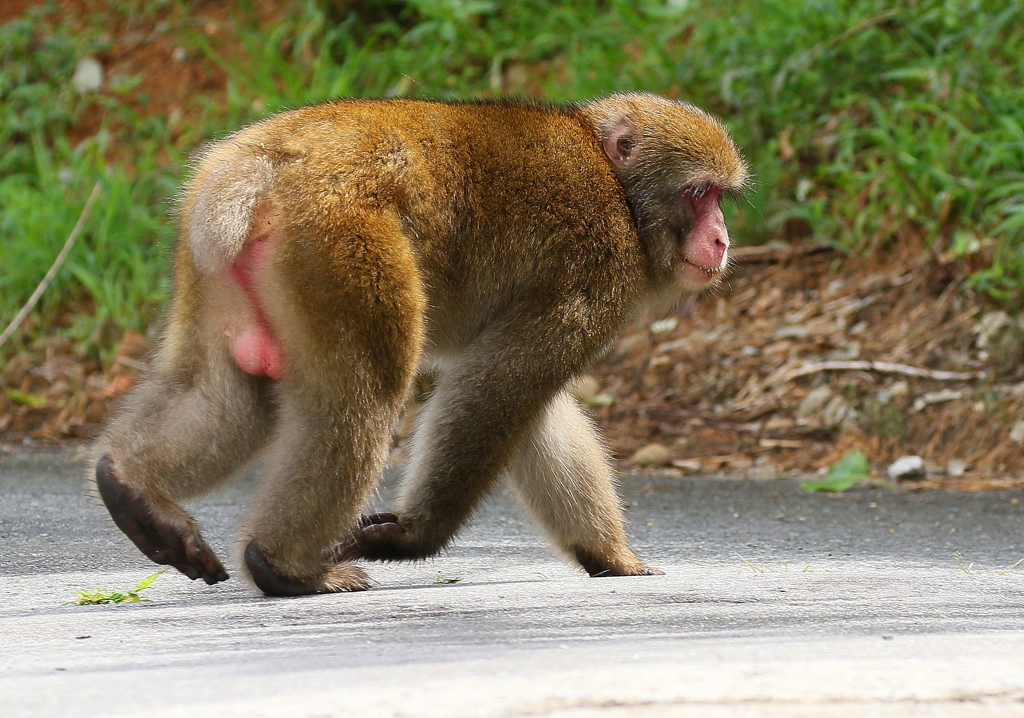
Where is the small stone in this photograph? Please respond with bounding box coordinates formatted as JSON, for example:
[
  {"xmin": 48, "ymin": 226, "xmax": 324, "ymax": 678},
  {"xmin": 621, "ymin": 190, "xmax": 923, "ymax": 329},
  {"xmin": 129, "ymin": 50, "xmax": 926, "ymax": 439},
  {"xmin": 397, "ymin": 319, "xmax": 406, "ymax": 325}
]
[
  {"xmin": 773, "ymin": 324, "xmax": 809, "ymax": 340},
  {"xmin": 670, "ymin": 458, "xmax": 702, "ymax": 473},
  {"xmin": 572, "ymin": 375, "xmax": 601, "ymax": 403},
  {"xmin": 72, "ymin": 57, "xmax": 103, "ymax": 93},
  {"xmin": 825, "ymin": 279, "xmax": 845, "ymax": 295},
  {"xmin": 821, "ymin": 395, "xmax": 850, "ymax": 428},
  {"xmin": 1010, "ymin": 421, "xmax": 1024, "ymax": 445},
  {"xmin": 616, "ymin": 332, "xmax": 648, "ymax": 356},
  {"xmin": 726, "ymin": 455, "xmax": 753, "ymax": 469},
  {"xmin": 763, "ymin": 415, "xmax": 795, "ymax": 433},
  {"xmin": 631, "ymin": 443, "xmax": 672, "ymax": 468},
  {"xmin": 947, "ymin": 459, "xmax": 967, "ymax": 477},
  {"xmin": 911, "ymin": 389, "xmax": 962, "ymax": 413},
  {"xmin": 887, "ymin": 455, "xmax": 926, "ymax": 481},
  {"xmin": 649, "ymin": 317, "xmax": 678, "ymax": 334},
  {"xmin": 573, "ymin": 375, "xmax": 614, "ymax": 407},
  {"xmin": 975, "ymin": 311, "xmax": 1024, "ymax": 372},
  {"xmin": 747, "ymin": 464, "xmax": 779, "ymax": 480},
  {"xmin": 797, "ymin": 385, "xmax": 833, "ymax": 419},
  {"xmin": 827, "ymin": 341, "xmax": 861, "ymax": 361},
  {"xmin": 889, "ymin": 381, "xmax": 910, "ymax": 397}
]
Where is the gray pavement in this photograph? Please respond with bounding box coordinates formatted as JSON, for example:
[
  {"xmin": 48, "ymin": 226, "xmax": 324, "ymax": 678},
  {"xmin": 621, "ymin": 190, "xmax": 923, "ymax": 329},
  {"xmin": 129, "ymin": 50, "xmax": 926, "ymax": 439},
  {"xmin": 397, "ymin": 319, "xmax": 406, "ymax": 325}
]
[{"xmin": 1, "ymin": 444, "xmax": 1023, "ymax": 717}]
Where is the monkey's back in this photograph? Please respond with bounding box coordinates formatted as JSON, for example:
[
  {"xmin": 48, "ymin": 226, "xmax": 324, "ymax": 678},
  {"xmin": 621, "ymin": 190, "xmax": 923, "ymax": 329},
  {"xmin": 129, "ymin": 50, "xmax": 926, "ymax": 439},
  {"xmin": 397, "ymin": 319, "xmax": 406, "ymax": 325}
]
[{"xmin": 200, "ymin": 98, "xmax": 647, "ymax": 345}]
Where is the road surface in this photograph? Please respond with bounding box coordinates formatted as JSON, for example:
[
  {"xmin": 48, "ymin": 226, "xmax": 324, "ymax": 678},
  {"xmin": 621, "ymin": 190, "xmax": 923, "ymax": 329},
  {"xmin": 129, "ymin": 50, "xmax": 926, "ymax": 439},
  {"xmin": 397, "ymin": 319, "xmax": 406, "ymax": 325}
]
[{"xmin": 1, "ymin": 444, "xmax": 1023, "ymax": 717}]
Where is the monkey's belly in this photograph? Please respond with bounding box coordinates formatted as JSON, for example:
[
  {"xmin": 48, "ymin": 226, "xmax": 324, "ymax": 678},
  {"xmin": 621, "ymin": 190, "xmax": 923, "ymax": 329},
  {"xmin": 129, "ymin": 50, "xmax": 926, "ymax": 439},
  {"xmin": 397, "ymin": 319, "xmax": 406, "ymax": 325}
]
[{"xmin": 232, "ymin": 324, "xmax": 283, "ymax": 379}]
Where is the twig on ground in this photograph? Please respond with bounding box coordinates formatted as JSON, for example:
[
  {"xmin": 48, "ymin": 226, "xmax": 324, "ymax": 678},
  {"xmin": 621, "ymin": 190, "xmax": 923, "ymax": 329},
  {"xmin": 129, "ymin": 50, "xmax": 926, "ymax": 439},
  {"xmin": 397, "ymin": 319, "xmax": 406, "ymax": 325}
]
[
  {"xmin": 732, "ymin": 242, "xmax": 833, "ymax": 264},
  {"xmin": 783, "ymin": 360, "xmax": 985, "ymax": 383},
  {"xmin": 0, "ymin": 182, "xmax": 101, "ymax": 351}
]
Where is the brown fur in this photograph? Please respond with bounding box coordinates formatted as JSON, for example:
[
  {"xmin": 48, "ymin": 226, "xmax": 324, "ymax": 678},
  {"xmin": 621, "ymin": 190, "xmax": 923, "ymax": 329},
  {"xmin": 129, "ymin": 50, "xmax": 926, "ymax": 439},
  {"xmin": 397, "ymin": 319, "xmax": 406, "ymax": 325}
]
[{"xmin": 91, "ymin": 93, "xmax": 748, "ymax": 595}]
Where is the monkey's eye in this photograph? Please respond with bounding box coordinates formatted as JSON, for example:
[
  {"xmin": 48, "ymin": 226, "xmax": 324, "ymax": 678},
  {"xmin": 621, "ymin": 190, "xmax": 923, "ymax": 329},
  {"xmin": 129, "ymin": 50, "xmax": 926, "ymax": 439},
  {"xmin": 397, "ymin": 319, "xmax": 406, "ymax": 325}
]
[{"xmin": 682, "ymin": 183, "xmax": 716, "ymax": 205}]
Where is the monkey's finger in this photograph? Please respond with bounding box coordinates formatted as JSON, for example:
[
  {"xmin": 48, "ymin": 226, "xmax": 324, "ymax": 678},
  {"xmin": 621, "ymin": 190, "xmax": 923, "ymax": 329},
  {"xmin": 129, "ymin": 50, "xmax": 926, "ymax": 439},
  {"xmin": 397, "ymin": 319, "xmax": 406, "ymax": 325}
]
[
  {"xmin": 329, "ymin": 521, "xmax": 403, "ymax": 562},
  {"xmin": 358, "ymin": 513, "xmax": 400, "ymax": 527},
  {"xmin": 337, "ymin": 522, "xmax": 411, "ymax": 562},
  {"xmin": 637, "ymin": 566, "xmax": 665, "ymax": 576},
  {"xmin": 181, "ymin": 535, "xmax": 230, "ymax": 584},
  {"xmin": 145, "ymin": 522, "xmax": 228, "ymax": 583},
  {"xmin": 588, "ymin": 564, "xmax": 666, "ymax": 577}
]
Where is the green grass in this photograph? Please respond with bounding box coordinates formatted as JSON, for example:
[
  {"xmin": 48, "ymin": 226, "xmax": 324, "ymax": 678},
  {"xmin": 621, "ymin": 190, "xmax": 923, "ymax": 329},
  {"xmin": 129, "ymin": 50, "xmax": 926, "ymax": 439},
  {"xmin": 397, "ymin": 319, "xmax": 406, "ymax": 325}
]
[
  {"xmin": 65, "ymin": 569, "xmax": 166, "ymax": 606},
  {"xmin": 2, "ymin": 0, "xmax": 1023, "ymax": 355}
]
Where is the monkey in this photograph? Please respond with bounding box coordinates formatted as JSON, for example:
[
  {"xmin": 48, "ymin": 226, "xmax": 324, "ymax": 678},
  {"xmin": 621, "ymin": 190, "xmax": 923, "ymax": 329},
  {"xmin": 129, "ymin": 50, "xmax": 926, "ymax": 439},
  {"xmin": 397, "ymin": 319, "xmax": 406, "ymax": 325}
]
[{"xmin": 90, "ymin": 92, "xmax": 749, "ymax": 596}]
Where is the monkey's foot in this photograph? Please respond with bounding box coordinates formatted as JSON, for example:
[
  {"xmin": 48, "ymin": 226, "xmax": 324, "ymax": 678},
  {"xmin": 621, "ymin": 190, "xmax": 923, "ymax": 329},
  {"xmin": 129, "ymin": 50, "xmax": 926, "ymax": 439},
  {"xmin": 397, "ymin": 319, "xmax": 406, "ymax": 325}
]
[
  {"xmin": 244, "ymin": 541, "xmax": 371, "ymax": 597},
  {"xmin": 331, "ymin": 513, "xmax": 439, "ymax": 562},
  {"xmin": 95, "ymin": 455, "xmax": 229, "ymax": 585},
  {"xmin": 573, "ymin": 547, "xmax": 665, "ymax": 577}
]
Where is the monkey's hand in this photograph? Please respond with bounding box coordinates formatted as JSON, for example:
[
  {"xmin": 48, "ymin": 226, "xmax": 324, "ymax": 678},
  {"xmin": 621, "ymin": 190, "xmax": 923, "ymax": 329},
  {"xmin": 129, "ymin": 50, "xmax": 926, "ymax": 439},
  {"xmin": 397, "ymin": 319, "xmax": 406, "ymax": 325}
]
[
  {"xmin": 95, "ymin": 455, "xmax": 229, "ymax": 585},
  {"xmin": 331, "ymin": 513, "xmax": 436, "ymax": 562}
]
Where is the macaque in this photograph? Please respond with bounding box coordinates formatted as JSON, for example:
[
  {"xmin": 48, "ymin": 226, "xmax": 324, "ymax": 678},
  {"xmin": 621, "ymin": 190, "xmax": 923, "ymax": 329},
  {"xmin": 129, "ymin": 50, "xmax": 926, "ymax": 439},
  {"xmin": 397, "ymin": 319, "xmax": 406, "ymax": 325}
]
[{"xmin": 91, "ymin": 93, "xmax": 748, "ymax": 596}]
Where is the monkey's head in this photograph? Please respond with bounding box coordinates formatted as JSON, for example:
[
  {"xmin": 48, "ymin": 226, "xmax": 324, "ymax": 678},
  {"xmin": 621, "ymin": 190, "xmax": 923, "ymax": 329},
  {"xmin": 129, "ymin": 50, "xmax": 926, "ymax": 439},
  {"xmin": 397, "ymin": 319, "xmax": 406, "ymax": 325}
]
[{"xmin": 582, "ymin": 93, "xmax": 750, "ymax": 292}]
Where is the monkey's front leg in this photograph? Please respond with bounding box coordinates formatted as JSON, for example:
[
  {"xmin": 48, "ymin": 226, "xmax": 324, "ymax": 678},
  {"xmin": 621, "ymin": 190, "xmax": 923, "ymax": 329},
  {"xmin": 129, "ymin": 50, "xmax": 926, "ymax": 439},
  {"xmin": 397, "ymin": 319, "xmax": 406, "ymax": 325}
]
[
  {"xmin": 95, "ymin": 455, "xmax": 229, "ymax": 584},
  {"xmin": 336, "ymin": 321, "xmax": 595, "ymax": 564},
  {"xmin": 505, "ymin": 391, "xmax": 663, "ymax": 577}
]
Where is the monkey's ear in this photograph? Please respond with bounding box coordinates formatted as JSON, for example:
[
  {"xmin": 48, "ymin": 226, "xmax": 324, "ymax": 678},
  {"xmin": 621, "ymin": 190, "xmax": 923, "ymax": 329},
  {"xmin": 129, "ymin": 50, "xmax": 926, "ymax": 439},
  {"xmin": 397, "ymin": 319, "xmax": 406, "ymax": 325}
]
[{"xmin": 602, "ymin": 119, "xmax": 636, "ymax": 167}]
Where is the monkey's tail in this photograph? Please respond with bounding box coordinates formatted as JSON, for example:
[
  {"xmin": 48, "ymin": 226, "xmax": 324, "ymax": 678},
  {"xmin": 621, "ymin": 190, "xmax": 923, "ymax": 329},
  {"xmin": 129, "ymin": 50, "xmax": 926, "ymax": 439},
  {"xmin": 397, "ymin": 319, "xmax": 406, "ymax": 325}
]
[{"xmin": 187, "ymin": 143, "xmax": 275, "ymax": 274}]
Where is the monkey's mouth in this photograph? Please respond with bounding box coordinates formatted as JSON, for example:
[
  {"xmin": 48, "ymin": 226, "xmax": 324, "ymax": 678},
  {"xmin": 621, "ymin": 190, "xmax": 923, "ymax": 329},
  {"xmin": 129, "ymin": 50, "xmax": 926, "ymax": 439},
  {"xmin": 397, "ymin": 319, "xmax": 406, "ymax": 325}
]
[{"xmin": 678, "ymin": 256, "xmax": 724, "ymax": 285}]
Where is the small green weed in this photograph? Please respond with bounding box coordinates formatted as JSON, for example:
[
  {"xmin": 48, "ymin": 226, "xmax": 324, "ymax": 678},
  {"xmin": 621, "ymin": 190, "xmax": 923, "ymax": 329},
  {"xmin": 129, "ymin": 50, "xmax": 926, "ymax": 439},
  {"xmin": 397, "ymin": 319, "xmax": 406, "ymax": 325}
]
[
  {"xmin": 801, "ymin": 450, "xmax": 870, "ymax": 493},
  {"xmin": 66, "ymin": 570, "xmax": 166, "ymax": 606},
  {"xmin": 3, "ymin": 387, "xmax": 45, "ymax": 406},
  {"xmin": 954, "ymin": 553, "xmax": 1024, "ymax": 576},
  {"xmin": 433, "ymin": 573, "xmax": 461, "ymax": 584},
  {"xmin": 735, "ymin": 553, "xmax": 766, "ymax": 573},
  {"xmin": 953, "ymin": 551, "xmax": 976, "ymax": 575}
]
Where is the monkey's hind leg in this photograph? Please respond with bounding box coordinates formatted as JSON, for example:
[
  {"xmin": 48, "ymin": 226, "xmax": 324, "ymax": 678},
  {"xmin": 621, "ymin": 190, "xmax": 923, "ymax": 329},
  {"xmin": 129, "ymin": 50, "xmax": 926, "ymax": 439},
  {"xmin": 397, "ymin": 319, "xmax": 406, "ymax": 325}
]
[
  {"xmin": 239, "ymin": 217, "xmax": 424, "ymax": 596},
  {"xmin": 507, "ymin": 391, "xmax": 663, "ymax": 577},
  {"xmin": 240, "ymin": 345, "xmax": 414, "ymax": 596},
  {"xmin": 92, "ymin": 347, "xmax": 275, "ymax": 585},
  {"xmin": 239, "ymin": 373, "xmax": 390, "ymax": 596}
]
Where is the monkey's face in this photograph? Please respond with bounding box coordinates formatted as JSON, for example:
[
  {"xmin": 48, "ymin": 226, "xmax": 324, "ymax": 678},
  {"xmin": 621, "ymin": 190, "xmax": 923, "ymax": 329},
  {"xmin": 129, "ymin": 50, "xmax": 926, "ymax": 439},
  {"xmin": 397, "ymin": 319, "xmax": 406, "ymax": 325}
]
[
  {"xmin": 583, "ymin": 93, "xmax": 746, "ymax": 293},
  {"xmin": 674, "ymin": 183, "xmax": 730, "ymax": 290}
]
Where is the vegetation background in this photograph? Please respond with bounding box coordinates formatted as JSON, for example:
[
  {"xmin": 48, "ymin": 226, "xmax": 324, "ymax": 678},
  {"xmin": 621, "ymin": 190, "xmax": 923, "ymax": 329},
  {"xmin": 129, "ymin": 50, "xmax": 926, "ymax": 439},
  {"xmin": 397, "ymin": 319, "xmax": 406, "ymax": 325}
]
[{"xmin": 2, "ymin": 0, "xmax": 1023, "ymax": 483}]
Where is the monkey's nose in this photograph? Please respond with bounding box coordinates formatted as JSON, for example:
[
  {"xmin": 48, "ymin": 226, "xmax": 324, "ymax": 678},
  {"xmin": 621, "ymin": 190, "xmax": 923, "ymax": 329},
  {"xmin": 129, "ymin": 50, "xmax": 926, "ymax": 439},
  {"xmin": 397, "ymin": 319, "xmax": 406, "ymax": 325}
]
[{"xmin": 712, "ymin": 234, "xmax": 729, "ymax": 266}]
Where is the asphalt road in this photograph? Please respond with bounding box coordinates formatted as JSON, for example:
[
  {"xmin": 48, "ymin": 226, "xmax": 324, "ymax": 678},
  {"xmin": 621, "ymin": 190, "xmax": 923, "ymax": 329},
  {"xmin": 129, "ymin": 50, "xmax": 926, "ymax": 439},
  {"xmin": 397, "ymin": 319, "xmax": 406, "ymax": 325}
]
[{"xmin": 1, "ymin": 443, "xmax": 1023, "ymax": 717}]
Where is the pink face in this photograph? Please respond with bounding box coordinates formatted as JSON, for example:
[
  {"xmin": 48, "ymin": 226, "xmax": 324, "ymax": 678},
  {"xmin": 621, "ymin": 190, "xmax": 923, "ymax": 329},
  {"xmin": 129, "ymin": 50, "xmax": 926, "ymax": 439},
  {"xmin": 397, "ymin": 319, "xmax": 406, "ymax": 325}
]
[
  {"xmin": 677, "ymin": 185, "xmax": 730, "ymax": 287},
  {"xmin": 600, "ymin": 121, "xmax": 733, "ymax": 290}
]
